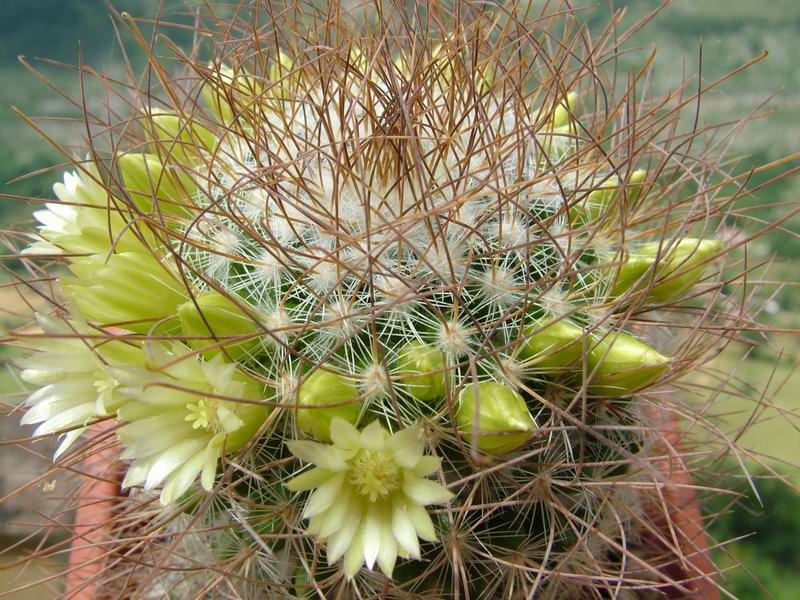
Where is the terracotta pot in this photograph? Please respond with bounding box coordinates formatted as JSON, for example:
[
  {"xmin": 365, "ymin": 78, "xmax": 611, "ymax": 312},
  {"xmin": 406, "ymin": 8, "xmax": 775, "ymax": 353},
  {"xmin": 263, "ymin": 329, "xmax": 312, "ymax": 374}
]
[{"xmin": 64, "ymin": 421, "xmax": 120, "ymax": 600}]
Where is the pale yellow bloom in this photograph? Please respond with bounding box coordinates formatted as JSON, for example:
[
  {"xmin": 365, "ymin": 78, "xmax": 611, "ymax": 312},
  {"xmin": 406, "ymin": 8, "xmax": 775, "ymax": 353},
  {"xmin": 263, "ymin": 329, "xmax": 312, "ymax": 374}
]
[
  {"xmin": 117, "ymin": 343, "xmax": 268, "ymax": 505},
  {"xmin": 286, "ymin": 418, "xmax": 452, "ymax": 579},
  {"xmin": 19, "ymin": 315, "xmax": 142, "ymax": 458}
]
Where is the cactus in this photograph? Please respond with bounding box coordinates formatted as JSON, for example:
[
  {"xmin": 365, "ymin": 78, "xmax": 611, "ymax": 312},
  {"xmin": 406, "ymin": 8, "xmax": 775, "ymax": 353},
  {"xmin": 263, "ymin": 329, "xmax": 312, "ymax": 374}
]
[{"xmin": 3, "ymin": 2, "xmax": 793, "ymax": 599}]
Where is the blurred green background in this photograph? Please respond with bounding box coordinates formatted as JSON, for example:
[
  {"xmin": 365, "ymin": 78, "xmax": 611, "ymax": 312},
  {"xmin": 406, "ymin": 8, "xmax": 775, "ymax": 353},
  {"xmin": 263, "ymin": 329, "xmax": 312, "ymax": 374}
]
[{"xmin": 0, "ymin": 1, "xmax": 798, "ymax": 597}]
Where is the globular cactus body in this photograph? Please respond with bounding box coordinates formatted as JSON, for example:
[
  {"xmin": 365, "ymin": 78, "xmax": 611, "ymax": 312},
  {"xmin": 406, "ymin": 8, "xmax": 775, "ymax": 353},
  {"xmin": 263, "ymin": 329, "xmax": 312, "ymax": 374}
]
[{"xmin": 6, "ymin": 2, "xmax": 781, "ymax": 599}]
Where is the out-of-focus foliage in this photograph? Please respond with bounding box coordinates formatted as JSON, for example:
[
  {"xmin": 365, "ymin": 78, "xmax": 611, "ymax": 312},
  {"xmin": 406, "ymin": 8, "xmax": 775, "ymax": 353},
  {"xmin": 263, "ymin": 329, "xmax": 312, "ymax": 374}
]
[{"xmin": 708, "ymin": 476, "xmax": 800, "ymax": 599}]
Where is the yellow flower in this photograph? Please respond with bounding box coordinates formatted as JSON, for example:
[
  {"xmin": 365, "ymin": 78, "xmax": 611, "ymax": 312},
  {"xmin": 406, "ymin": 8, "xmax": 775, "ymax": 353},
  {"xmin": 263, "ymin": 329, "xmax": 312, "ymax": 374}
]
[
  {"xmin": 19, "ymin": 315, "xmax": 142, "ymax": 458},
  {"xmin": 286, "ymin": 418, "xmax": 452, "ymax": 579},
  {"xmin": 26, "ymin": 164, "xmax": 146, "ymax": 256},
  {"xmin": 117, "ymin": 343, "xmax": 269, "ymax": 505}
]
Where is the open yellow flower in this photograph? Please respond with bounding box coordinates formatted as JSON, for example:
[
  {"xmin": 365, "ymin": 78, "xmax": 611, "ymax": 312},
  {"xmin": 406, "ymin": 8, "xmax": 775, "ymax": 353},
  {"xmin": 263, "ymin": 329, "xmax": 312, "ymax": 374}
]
[
  {"xmin": 286, "ymin": 418, "xmax": 452, "ymax": 579},
  {"xmin": 19, "ymin": 314, "xmax": 142, "ymax": 458},
  {"xmin": 117, "ymin": 343, "xmax": 269, "ymax": 505}
]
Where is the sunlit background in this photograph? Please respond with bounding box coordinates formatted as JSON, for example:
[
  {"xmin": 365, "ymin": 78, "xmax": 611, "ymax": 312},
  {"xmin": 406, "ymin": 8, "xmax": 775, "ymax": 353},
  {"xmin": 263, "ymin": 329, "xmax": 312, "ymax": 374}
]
[{"xmin": 1, "ymin": 1, "xmax": 798, "ymax": 597}]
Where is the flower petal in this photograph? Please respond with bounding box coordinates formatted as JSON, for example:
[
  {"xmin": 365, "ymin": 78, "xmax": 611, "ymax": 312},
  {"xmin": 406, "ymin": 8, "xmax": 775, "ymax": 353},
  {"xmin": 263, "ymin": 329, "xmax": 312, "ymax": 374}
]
[
  {"xmin": 302, "ymin": 472, "xmax": 345, "ymax": 519},
  {"xmin": 200, "ymin": 446, "xmax": 221, "ymax": 491},
  {"xmin": 343, "ymin": 524, "xmax": 365, "ymax": 579},
  {"xmin": 329, "ymin": 417, "xmax": 360, "ymax": 449},
  {"xmin": 403, "ymin": 474, "xmax": 454, "ymax": 506},
  {"xmin": 377, "ymin": 519, "xmax": 398, "ymax": 578},
  {"xmin": 286, "ymin": 467, "xmax": 334, "ymax": 492},
  {"xmin": 386, "ymin": 424, "xmax": 425, "ymax": 469},
  {"xmin": 325, "ymin": 498, "xmax": 361, "ymax": 563},
  {"xmin": 391, "ymin": 500, "xmax": 421, "ymax": 559},
  {"xmin": 406, "ymin": 500, "xmax": 438, "ymax": 542},
  {"xmin": 413, "ymin": 455, "xmax": 442, "ymax": 477},
  {"xmin": 362, "ymin": 502, "xmax": 382, "ymax": 570},
  {"xmin": 318, "ymin": 487, "xmax": 353, "ymax": 539},
  {"xmin": 359, "ymin": 420, "xmax": 386, "ymax": 450},
  {"xmin": 287, "ymin": 440, "xmax": 348, "ymax": 471},
  {"xmin": 145, "ymin": 438, "xmax": 206, "ymax": 490},
  {"xmin": 54, "ymin": 429, "xmax": 84, "ymax": 459},
  {"xmin": 160, "ymin": 452, "xmax": 208, "ymax": 505}
]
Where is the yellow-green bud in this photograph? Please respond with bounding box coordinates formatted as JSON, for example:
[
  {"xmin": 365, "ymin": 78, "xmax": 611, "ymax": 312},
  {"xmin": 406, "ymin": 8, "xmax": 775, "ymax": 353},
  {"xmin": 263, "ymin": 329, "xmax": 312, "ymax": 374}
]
[
  {"xmin": 587, "ymin": 331, "xmax": 669, "ymax": 396},
  {"xmin": 146, "ymin": 111, "xmax": 217, "ymax": 166},
  {"xmin": 475, "ymin": 62, "xmax": 496, "ymax": 95},
  {"xmin": 644, "ymin": 239, "xmax": 723, "ymax": 302},
  {"xmin": 569, "ymin": 174, "xmax": 619, "ymax": 224},
  {"xmin": 551, "ymin": 91, "xmax": 577, "ymax": 129},
  {"xmin": 201, "ymin": 63, "xmax": 262, "ymax": 124},
  {"xmin": 118, "ymin": 153, "xmax": 196, "ymax": 214},
  {"xmin": 296, "ymin": 369, "xmax": 361, "ymax": 442},
  {"xmin": 66, "ymin": 252, "xmax": 187, "ymax": 332},
  {"xmin": 396, "ymin": 341, "xmax": 446, "ymax": 401},
  {"xmin": 268, "ymin": 51, "xmax": 298, "ymax": 100},
  {"xmin": 627, "ymin": 169, "xmax": 648, "ymax": 204},
  {"xmin": 520, "ymin": 318, "xmax": 585, "ymax": 370},
  {"xmin": 457, "ymin": 382, "xmax": 535, "ymax": 455},
  {"xmin": 178, "ymin": 292, "xmax": 263, "ymax": 360},
  {"xmin": 609, "ymin": 238, "xmax": 723, "ymax": 301}
]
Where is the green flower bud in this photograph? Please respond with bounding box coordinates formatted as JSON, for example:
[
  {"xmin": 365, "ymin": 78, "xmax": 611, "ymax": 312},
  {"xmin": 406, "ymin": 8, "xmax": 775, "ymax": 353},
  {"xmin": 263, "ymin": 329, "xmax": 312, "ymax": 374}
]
[
  {"xmin": 551, "ymin": 91, "xmax": 577, "ymax": 129},
  {"xmin": 569, "ymin": 174, "xmax": 619, "ymax": 224},
  {"xmin": 627, "ymin": 169, "xmax": 648, "ymax": 204},
  {"xmin": 475, "ymin": 62, "xmax": 496, "ymax": 95},
  {"xmin": 609, "ymin": 238, "xmax": 723, "ymax": 301},
  {"xmin": 118, "ymin": 153, "xmax": 197, "ymax": 214},
  {"xmin": 396, "ymin": 341, "xmax": 446, "ymax": 401},
  {"xmin": 268, "ymin": 51, "xmax": 298, "ymax": 100},
  {"xmin": 65, "ymin": 252, "xmax": 187, "ymax": 332},
  {"xmin": 587, "ymin": 331, "xmax": 669, "ymax": 396},
  {"xmin": 178, "ymin": 292, "xmax": 263, "ymax": 360},
  {"xmin": 644, "ymin": 239, "xmax": 723, "ymax": 302},
  {"xmin": 457, "ymin": 382, "xmax": 535, "ymax": 455},
  {"xmin": 146, "ymin": 110, "xmax": 217, "ymax": 166},
  {"xmin": 520, "ymin": 318, "xmax": 585, "ymax": 370},
  {"xmin": 296, "ymin": 369, "xmax": 361, "ymax": 442},
  {"xmin": 608, "ymin": 253, "xmax": 653, "ymax": 298},
  {"xmin": 200, "ymin": 63, "xmax": 262, "ymax": 124}
]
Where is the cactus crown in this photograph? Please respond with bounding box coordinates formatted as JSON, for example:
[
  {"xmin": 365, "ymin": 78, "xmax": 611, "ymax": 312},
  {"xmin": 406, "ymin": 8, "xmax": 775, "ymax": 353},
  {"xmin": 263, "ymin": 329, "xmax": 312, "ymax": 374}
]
[{"xmin": 4, "ymin": 1, "xmax": 787, "ymax": 598}]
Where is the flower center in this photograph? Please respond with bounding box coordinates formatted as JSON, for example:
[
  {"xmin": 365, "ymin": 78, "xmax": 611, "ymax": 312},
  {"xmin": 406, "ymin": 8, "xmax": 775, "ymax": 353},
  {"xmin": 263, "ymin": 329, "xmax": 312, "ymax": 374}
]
[
  {"xmin": 348, "ymin": 449, "xmax": 401, "ymax": 502},
  {"xmin": 185, "ymin": 398, "xmax": 220, "ymax": 432}
]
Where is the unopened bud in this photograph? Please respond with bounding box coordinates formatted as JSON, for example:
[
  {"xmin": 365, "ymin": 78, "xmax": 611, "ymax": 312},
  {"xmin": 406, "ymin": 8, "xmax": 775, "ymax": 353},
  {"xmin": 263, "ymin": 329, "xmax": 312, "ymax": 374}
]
[
  {"xmin": 396, "ymin": 341, "xmax": 446, "ymax": 401},
  {"xmin": 146, "ymin": 111, "xmax": 217, "ymax": 165},
  {"xmin": 201, "ymin": 63, "xmax": 262, "ymax": 124},
  {"xmin": 457, "ymin": 382, "xmax": 535, "ymax": 455},
  {"xmin": 118, "ymin": 153, "xmax": 196, "ymax": 214},
  {"xmin": 520, "ymin": 318, "xmax": 585, "ymax": 370},
  {"xmin": 66, "ymin": 252, "xmax": 186, "ymax": 333},
  {"xmin": 475, "ymin": 62, "xmax": 496, "ymax": 95},
  {"xmin": 552, "ymin": 91, "xmax": 577, "ymax": 129},
  {"xmin": 296, "ymin": 368, "xmax": 361, "ymax": 442},
  {"xmin": 570, "ymin": 174, "xmax": 619, "ymax": 224},
  {"xmin": 269, "ymin": 51, "xmax": 298, "ymax": 100},
  {"xmin": 178, "ymin": 292, "xmax": 262, "ymax": 360},
  {"xmin": 645, "ymin": 239, "xmax": 723, "ymax": 302},
  {"xmin": 609, "ymin": 238, "xmax": 722, "ymax": 301},
  {"xmin": 587, "ymin": 331, "xmax": 669, "ymax": 396},
  {"xmin": 627, "ymin": 169, "xmax": 648, "ymax": 204}
]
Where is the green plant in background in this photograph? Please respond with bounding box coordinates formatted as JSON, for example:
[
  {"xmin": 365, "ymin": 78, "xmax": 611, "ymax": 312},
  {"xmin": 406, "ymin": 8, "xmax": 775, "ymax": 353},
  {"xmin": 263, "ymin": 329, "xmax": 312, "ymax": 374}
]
[{"xmin": 2, "ymin": 1, "xmax": 797, "ymax": 598}]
